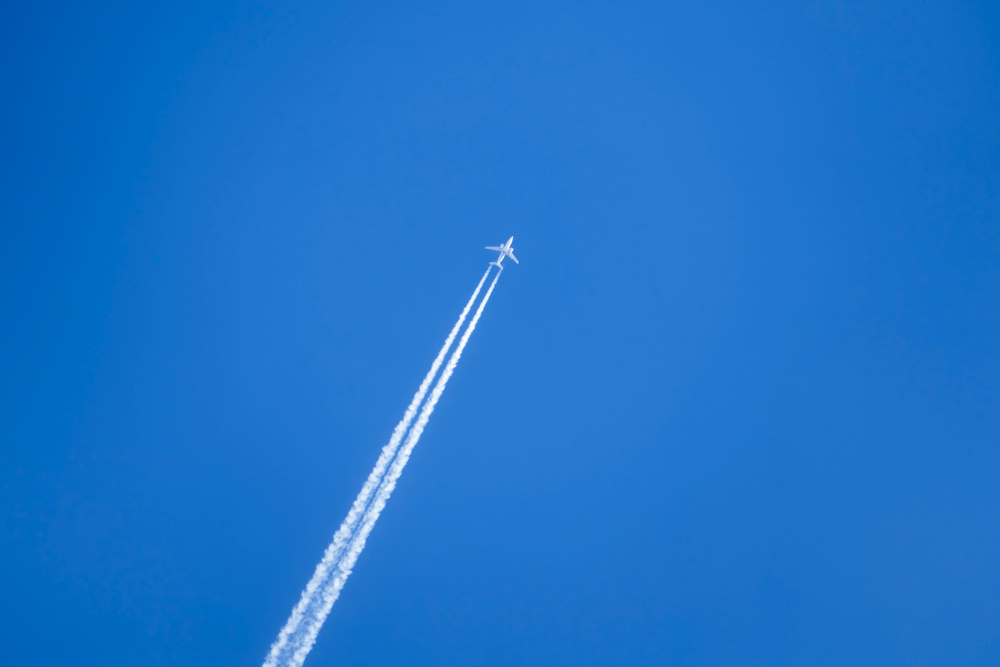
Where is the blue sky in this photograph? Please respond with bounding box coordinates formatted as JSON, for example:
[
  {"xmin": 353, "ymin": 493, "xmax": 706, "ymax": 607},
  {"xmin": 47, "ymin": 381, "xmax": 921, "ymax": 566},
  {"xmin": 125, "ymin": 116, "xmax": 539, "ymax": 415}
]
[{"xmin": 2, "ymin": 1, "xmax": 998, "ymax": 665}]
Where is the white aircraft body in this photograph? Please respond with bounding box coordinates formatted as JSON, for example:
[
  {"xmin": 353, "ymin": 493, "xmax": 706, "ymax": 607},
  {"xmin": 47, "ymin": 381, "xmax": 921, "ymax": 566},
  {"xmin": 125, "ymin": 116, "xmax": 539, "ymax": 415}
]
[{"xmin": 486, "ymin": 236, "xmax": 518, "ymax": 269}]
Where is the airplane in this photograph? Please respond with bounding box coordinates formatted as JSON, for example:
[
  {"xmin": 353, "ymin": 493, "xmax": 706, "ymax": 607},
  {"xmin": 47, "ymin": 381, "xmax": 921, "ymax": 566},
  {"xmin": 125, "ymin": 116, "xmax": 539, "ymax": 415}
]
[{"xmin": 485, "ymin": 236, "xmax": 518, "ymax": 270}]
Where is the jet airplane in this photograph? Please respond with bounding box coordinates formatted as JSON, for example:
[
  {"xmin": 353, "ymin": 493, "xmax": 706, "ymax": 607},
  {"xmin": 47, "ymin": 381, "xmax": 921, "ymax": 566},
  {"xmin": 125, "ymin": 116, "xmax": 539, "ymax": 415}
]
[{"xmin": 486, "ymin": 236, "xmax": 518, "ymax": 270}]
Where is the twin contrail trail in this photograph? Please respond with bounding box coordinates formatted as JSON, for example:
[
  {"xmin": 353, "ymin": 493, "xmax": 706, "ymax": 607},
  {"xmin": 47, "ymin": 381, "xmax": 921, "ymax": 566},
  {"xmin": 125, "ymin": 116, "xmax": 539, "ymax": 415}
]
[{"xmin": 263, "ymin": 264, "xmax": 504, "ymax": 667}]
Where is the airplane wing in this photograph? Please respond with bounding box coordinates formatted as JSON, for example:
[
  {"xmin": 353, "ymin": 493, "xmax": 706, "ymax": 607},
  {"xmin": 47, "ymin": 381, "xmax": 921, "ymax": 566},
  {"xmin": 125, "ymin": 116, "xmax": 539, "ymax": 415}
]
[
  {"xmin": 485, "ymin": 246, "xmax": 502, "ymax": 251},
  {"xmin": 508, "ymin": 251, "xmax": 518, "ymax": 264}
]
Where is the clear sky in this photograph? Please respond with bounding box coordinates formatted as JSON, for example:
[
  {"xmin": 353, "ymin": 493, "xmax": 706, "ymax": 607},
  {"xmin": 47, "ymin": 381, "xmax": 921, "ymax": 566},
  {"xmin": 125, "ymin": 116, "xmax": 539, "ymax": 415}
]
[{"xmin": 2, "ymin": 1, "xmax": 998, "ymax": 665}]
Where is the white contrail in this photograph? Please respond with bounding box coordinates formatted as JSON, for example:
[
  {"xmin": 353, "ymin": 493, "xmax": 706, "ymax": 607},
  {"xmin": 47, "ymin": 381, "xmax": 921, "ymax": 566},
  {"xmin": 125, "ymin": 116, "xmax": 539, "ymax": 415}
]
[
  {"xmin": 262, "ymin": 267, "xmax": 492, "ymax": 667},
  {"xmin": 286, "ymin": 270, "xmax": 503, "ymax": 667}
]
